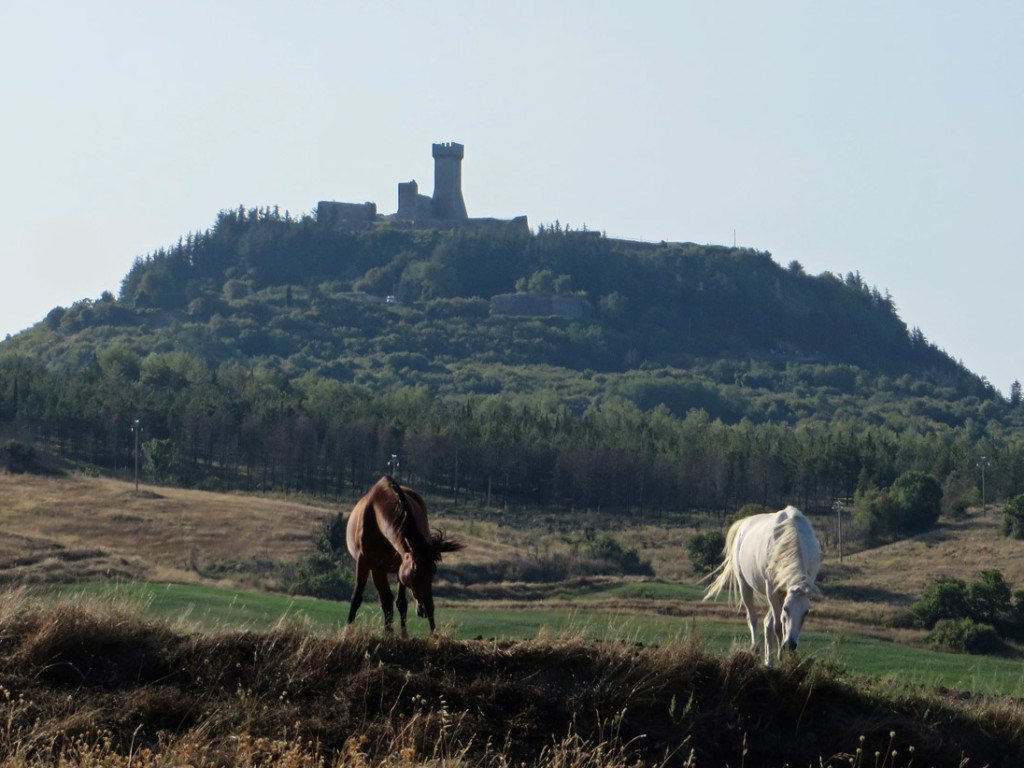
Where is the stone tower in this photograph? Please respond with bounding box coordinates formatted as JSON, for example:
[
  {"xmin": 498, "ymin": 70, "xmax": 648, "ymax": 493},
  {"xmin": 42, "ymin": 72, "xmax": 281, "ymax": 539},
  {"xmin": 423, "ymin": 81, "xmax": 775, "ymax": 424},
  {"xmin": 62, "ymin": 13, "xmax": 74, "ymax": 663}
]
[{"xmin": 430, "ymin": 142, "xmax": 468, "ymax": 220}]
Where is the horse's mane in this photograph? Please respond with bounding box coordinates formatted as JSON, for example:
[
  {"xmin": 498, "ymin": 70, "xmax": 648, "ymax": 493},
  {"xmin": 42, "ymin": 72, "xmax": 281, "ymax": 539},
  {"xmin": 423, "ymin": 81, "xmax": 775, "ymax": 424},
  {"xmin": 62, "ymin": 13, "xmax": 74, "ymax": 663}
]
[{"xmin": 766, "ymin": 509, "xmax": 817, "ymax": 593}]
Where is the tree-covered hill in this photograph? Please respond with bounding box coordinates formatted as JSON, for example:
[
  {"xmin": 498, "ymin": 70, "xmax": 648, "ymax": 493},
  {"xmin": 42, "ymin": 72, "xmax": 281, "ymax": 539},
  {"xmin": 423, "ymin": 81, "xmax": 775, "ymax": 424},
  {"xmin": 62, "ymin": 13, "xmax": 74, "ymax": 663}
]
[
  {"xmin": 2, "ymin": 206, "xmax": 1021, "ymax": 520},
  {"xmin": 12, "ymin": 207, "xmax": 976, "ymax": 383}
]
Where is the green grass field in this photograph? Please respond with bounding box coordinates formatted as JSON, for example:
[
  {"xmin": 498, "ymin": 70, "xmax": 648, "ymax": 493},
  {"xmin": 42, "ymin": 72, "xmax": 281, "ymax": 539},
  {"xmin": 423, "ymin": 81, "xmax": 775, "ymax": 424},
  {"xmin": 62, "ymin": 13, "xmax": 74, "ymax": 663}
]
[{"xmin": 44, "ymin": 580, "xmax": 1024, "ymax": 699}]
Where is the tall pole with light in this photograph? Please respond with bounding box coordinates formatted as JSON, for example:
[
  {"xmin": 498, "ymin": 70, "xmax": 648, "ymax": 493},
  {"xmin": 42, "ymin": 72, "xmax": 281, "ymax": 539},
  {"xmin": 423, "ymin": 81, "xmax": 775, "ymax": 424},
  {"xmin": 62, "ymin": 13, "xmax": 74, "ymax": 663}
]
[
  {"xmin": 833, "ymin": 499, "xmax": 844, "ymax": 563},
  {"xmin": 132, "ymin": 419, "xmax": 142, "ymax": 492},
  {"xmin": 979, "ymin": 455, "xmax": 988, "ymax": 516}
]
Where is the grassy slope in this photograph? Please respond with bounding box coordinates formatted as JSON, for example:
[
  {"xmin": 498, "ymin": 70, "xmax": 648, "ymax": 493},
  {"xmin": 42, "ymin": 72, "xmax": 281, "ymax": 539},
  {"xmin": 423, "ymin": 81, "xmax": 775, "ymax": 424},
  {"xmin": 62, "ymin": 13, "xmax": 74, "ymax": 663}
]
[
  {"xmin": 4, "ymin": 471, "xmax": 1024, "ymax": 693},
  {"xmin": 48, "ymin": 579, "xmax": 1024, "ymax": 699},
  {"xmin": 5, "ymin": 471, "xmax": 1024, "ymax": 764}
]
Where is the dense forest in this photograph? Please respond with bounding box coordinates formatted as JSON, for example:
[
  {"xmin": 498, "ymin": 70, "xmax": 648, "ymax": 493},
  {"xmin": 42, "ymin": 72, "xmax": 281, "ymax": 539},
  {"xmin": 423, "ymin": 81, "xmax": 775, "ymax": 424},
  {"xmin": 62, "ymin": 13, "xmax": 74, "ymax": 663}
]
[{"xmin": 2, "ymin": 206, "xmax": 1022, "ymax": 532}]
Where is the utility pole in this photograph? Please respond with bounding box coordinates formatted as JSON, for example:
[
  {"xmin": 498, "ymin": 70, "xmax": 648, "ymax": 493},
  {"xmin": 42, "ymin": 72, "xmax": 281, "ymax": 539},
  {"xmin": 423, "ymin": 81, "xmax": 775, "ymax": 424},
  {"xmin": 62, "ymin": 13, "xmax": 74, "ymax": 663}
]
[
  {"xmin": 979, "ymin": 456, "xmax": 988, "ymax": 516},
  {"xmin": 833, "ymin": 499, "xmax": 844, "ymax": 563},
  {"xmin": 132, "ymin": 419, "xmax": 142, "ymax": 492}
]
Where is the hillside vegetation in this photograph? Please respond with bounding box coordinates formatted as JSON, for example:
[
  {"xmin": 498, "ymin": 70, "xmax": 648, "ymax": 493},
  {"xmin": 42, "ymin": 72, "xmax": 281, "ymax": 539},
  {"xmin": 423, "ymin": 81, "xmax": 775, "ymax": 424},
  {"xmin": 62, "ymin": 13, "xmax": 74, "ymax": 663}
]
[
  {"xmin": 4, "ymin": 208, "xmax": 986, "ymax": 385},
  {"xmin": 2, "ymin": 208, "xmax": 1023, "ymax": 529}
]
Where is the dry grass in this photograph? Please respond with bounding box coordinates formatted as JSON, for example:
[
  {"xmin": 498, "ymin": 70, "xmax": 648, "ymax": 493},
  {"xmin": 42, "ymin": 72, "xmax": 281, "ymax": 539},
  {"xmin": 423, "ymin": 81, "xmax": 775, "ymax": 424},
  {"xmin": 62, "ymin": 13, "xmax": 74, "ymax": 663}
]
[
  {"xmin": 0, "ymin": 473, "xmax": 328, "ymax": 586},
  {"xmin": 0, "ymin": 473, "xmax": 507, "ymax": 590},
  {"xmin": 3, "ymin": 471, "xmax": 1023, "ymax": 646},
  {"xmin": 4, "ymin": 472, "xmax": 1024, "ymax": 765},
  {"xmin": 0, "ymin": 590, "xmax": 1018, "ymax": 767}
]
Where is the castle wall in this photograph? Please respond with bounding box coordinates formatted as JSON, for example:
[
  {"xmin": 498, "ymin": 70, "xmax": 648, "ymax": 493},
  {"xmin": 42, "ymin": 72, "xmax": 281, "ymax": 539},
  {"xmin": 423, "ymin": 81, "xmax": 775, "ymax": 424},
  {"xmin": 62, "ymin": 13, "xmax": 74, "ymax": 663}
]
[
  {"xmin": 317, "ymin": 200, "xmax": 377, "ymax": 226},
  {"xmin": 397, "ymin": 181, "xmax": 419, "ymax": 219},
  {"xmin": 320, "ymin": 143, "xmax": 527, "ymax": 232}
]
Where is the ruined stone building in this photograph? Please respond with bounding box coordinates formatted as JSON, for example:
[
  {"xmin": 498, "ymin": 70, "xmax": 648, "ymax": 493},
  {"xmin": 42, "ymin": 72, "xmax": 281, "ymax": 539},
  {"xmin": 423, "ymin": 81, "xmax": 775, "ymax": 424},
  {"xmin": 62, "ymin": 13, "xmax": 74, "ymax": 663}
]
[{"xmin": 317, "ymin": 142, "xmax": 527, "ymax": 232}]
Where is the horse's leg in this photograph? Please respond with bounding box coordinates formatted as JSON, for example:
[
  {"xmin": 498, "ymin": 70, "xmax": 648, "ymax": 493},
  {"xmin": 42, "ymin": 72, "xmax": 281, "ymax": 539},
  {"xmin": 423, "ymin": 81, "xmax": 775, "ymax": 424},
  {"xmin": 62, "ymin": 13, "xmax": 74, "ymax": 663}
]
[
  {"xmin": 396, "ymin": 583, "xmax": 409, "ymax": 637},
  {"xmin": 762, "ymin": 611, "xmax": 775, "ymax": 666},
  {"xmin": 764, "ymin": 592, "xmax": 784, "ymax": 666},
  {"xmin": 346, "ymin": 559, "xmax": 370, "ymax": 626},
  {"xmin": 772, "ymin": 592, "xmax": 786, "ymax": 658},
  {"xmin": 371, "ymin": 569, "xmax": 395, "ymax": 634},
  {"xmin": 739, "ymin": 580, "xmax": 758, "ymax": 651}
]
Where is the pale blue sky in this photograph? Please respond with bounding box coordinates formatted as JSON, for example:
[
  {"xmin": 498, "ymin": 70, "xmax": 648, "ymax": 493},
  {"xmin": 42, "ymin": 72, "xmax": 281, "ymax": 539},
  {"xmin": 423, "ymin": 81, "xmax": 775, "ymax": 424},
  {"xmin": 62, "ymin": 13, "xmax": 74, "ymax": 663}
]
[{"xmin": 3, "ymin": 2, "xmax": 1022, "ymax": 393}]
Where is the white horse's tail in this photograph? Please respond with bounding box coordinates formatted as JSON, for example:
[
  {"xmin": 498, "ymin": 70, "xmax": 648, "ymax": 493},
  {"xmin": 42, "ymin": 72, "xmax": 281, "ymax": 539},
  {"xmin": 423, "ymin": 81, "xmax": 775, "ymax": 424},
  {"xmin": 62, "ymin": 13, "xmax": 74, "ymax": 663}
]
[{"xmin": 701, "ymin": 520, "xmax": 742, "ymax": 602}]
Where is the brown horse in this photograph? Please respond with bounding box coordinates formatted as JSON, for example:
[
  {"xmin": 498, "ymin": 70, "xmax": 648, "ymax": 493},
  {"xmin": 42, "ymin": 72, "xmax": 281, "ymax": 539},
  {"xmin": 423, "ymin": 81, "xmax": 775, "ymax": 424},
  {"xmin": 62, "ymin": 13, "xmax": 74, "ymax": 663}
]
[{"xmin": 345, "ymin": 475, "xmax": 463, "ymax": 634}]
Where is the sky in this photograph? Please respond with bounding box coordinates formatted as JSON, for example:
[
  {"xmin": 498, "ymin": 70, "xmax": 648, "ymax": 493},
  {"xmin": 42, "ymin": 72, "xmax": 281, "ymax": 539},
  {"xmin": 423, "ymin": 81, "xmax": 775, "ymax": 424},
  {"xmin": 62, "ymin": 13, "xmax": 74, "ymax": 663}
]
[{"xmin": 3, "ymin": 2, "xmax": 1022, "ymax": 393}]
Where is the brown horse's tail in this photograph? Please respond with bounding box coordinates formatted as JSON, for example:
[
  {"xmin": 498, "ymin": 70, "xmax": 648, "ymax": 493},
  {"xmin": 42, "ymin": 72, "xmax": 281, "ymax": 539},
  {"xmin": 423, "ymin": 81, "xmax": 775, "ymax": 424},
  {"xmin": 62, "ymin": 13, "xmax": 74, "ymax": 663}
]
[
  {"xmin": 384, "ymin": 474, "xmax": 411, "ymax": 528},
  {"xmin": 431, "ymin": 529, "xmax": 465, "ymax": 560}
]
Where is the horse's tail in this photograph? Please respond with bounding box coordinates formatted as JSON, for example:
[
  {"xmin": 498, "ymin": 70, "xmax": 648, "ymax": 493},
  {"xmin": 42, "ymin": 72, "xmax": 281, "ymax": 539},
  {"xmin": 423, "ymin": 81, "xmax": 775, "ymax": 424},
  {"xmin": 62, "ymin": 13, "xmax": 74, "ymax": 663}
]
[
  {"xmin": 701, "ymin": 520, "xmax": 741, "ymax": 602},
  {"xmin": 383, "ymin": 474, "xmax": 414, "ymax": 537},
  {"xmin": 431, "ymin": 528, "xmax": 465, "ymax": 561}
]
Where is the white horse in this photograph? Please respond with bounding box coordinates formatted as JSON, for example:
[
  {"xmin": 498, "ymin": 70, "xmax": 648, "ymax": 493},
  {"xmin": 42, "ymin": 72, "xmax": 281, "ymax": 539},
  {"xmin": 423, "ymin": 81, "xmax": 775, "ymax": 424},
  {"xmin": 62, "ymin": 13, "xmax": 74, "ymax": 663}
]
[{"xmin": 703, "ymin": 506, "xmax": 821, "ymax": 666}]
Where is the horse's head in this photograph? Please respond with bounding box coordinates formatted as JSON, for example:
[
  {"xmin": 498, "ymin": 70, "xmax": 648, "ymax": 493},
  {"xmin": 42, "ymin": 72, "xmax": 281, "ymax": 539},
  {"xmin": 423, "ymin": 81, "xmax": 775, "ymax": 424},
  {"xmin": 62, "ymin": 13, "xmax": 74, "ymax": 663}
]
[
  {"xmin": 398, "ymin": 549, "xmax": 438, "ymax": 626},
  {"xmin": 781, "ymin": 584, "xmax": 815, "ymax": 652},
  {"xmin": 398, "ymin": 529, "xmax": 462, "ymax": 632}
]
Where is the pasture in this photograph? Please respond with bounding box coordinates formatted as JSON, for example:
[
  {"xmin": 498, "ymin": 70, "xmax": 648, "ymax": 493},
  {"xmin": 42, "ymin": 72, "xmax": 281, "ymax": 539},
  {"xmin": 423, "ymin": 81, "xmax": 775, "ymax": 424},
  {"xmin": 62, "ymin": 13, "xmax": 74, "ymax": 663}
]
[
  {"xmin": 3, "ymin": 471, "xmax": 1024, "ymax": 764},
  {"xmin": 47, "ymin": 579, "xmax": 1024, "ymax": 698}
]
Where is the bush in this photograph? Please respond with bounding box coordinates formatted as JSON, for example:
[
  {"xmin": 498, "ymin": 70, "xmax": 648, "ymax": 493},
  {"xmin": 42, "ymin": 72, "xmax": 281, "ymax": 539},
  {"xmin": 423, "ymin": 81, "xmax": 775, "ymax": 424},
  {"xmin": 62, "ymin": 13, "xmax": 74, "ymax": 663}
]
[
  {"xmin": 889, "ymin": 470, "xmax": 943, "ymax": 535},
  {"xmin": 686, "ymin": 531, "xmax": 726, "ymax": 575},
  {"xmin": 288, "ymin": 552, "xmax": 352, "ymax": 601},
  {"xmin": 852, "ymin": 484, "xmax": 889, "ymax": 539},
  {"xmin": 0, "ymin": 440, "xmax": 37, "ymax": 473},
  {"xmin": 1002, "ymin": 494, "xmax": 1024, "ymax": 539},
  {"xmin": 967, "ymin": 569, "xmax": 1013, "ymax": 627},
  {"xmin": 587, "ymin": 535, "xmax": 652, "ymax": 576},
  {"xmin": 911, "ymin": 575, "xmax": 970, "ymax": 628},
  {"xmin": 856, "ymin": 472, "xmax": 944, "ymax": 539},
  {"xmin": 927, "ymin": 618, "xmax": 1002, "ymax": 654},
  {"xmin": 288, "ymin": 514, "xmax": 352, "ymax": 601},
  {"xmin": 911, "ymin": 570, "xmax": 1024, "ymax": 648}
]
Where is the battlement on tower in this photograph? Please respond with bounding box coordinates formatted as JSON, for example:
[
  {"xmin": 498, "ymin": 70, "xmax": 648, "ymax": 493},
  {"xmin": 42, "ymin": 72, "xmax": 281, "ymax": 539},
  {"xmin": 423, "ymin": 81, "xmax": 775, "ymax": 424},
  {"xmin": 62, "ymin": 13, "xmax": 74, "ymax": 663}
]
[{"xmin": 431, "ymin": 142, "xmax": 464, "ymax": 158}]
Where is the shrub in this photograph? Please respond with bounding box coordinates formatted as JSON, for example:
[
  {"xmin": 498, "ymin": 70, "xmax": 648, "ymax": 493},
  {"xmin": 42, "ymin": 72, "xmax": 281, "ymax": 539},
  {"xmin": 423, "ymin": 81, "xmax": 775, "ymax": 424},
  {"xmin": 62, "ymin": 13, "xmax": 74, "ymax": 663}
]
[
  {"xmin": 223, "ymin": 278, "xmax": 251, "ymax": 301},
  {"xmin": 0, "ymin": 440, "xmax": 37, "ymax": 473},
  {"xmin": 587, "ymin": 535, "xmax": 652, "ymax": 576},
  {"xmin": 852, "ymin": 484, "xmax": 890, "ymax": 539},
  {"xmin": 889, "ymin": 470, "xmax": 943, "ymax": 535},
  {"xmin": 967, "ymin": 569, "xmax": 1013, "ymax": 627},
  {"xmin": 910, "ymin": 575, "xmax": 970, "ymax": 629},
  {"xmin": 927, "ymin": 618, "xmax": 1001, "ymax": 654},
  {"xmin": 288, "ymin": 552, "xmax": 352, "ymax": 601},
  {"xmin": 911, "ymin": 570, "xmax": 1024, "ymax": 647},
  {"xmin": 288, "ymin": 514, "xmax": 352, "ymax": 600},
  {"xmin": 1002, "ymin": 494, "xmax": 1024, "ymax": 539},
  {"xmin": 686, "ymin": 531, "xmax": 726, "ymax": 575}
]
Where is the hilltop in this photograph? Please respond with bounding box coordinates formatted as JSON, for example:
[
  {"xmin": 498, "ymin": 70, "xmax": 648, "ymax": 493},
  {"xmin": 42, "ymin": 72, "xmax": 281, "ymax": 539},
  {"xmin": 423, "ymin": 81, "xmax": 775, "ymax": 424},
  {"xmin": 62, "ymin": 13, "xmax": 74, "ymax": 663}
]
[{"xmin": 3, "ymin": 209, "xmax": 983, "ymax": 395}]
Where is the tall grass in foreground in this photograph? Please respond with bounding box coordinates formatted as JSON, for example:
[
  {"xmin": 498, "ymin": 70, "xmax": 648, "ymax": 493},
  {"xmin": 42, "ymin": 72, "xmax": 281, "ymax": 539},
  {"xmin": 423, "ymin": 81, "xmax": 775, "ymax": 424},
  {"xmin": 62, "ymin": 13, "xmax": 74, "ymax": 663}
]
[{"xmin": 0, "ymin": 589, "xmax": 1019, "ymax": 767}]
